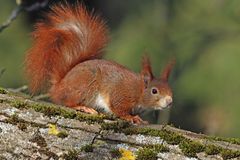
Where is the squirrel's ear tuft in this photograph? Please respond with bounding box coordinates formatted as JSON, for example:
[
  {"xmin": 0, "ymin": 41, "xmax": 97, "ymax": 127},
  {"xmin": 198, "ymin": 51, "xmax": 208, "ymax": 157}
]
[
  {"xmin": 160, "ymin": 58, "xmax": 175, "ymax": 81},
  {"xmin": 141, "ymin": 55, "xmax": 153, "ymax": 86}
]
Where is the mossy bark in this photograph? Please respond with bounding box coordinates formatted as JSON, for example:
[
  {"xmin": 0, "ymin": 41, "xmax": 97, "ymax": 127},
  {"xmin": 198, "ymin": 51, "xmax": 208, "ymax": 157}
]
[{"xmin": 0, "ymin": 88, "xmax": 239, "ymax": 160}]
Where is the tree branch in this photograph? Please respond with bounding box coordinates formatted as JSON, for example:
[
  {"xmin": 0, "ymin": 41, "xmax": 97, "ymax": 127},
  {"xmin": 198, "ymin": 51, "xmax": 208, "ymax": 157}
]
[
  {"xmin": 0, "ymin": 0, "xmax": 49, "ymax": 33},
  {"xmin": 0, "ymin": 88, "xmax": 239, "ymax": 159},
  {"xmin": 0, "ymin": 6, "xmax": 23, "ymax": 33}
]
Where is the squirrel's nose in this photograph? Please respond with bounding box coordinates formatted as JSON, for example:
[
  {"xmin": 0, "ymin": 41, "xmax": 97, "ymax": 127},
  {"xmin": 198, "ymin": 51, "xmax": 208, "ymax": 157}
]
[{"xmin": 165, "ymin": 96, "xmax": 173, "ymax": 106}]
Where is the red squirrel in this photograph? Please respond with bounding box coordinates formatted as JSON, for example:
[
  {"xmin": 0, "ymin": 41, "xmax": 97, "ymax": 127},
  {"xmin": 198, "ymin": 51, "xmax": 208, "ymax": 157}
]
[{"xmin": 25, "ymin": 3, "xmax": 174, "ymax": 124}]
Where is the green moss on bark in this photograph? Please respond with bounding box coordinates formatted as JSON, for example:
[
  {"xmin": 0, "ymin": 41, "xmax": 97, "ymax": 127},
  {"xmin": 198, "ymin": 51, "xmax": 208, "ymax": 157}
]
[
  {"xmin": 136, "ymin": 144, "xmax": 169, "ymax": 160},
  {"xmin": 179, "ymin": 140, "xmax": 205, "ymax": 157}
]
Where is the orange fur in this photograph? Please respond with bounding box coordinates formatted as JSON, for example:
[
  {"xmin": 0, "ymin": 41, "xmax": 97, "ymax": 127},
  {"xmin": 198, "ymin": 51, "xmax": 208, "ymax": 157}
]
[
  {"xmin": 141, "ymin": 55, "xmax": 154, "ymax": 80},
  {"xmin": 25, "ymin": 3, "xmax": 174, "ymax": 124}
]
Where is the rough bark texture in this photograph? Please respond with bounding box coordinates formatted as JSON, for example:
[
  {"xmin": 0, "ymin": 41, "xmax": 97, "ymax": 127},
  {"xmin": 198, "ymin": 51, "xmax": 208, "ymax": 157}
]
[{"xmin": 0, "ymin": 88, "xmax": 239, "ymax": 160}]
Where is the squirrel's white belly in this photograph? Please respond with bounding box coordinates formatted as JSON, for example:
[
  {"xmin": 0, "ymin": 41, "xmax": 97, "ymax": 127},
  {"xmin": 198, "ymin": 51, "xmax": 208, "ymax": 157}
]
[{"xmin": 94, "ymin": 94, "xmax": 112, "ymax": 113}]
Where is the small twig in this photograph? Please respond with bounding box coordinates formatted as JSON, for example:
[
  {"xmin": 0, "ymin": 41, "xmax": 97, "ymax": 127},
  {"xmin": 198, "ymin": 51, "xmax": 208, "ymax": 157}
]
[
  {"xmin": 91, "ymin": 134, "xmax": 98, "ymax": 145},
  {"xmin": 0, "ymin": 5, "xmax": 23, "ymax": 33},
  {"xmin": 8, "ymin": 85, "xmax": 28, "ymax": 93},
  {"xmin": 0, "ymin": 68, "xmax": 6, "ymax": 79},
  {"xmin": 24, "ymin": 0, "xmax": 49, "ymax": 12}
]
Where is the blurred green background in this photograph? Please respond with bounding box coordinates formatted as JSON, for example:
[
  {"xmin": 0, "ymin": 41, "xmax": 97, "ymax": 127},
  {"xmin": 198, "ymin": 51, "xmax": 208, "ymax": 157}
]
[{"xmin": 0, "ymin": 0, "xmax": 240, "ymax": 137}]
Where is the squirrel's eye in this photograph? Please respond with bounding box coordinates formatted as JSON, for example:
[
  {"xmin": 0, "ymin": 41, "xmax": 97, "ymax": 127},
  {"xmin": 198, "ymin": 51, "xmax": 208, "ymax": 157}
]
[{"xmin": 151, "ymin": 88, "xmax": 158, "ymax": 94}]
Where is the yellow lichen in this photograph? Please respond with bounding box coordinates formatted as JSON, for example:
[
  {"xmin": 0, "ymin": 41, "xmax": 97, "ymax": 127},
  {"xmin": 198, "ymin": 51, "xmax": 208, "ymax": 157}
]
[
  {"xmin": 48, "ymin": 124, "xmax": 60, "ymax": 135},
  {"xmin": 119, "ymin": 148, "xmax": 136, "ymax": 160}
]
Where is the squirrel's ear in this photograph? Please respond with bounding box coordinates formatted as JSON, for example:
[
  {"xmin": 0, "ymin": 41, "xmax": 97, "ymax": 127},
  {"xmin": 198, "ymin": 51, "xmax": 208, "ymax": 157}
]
[
  {"xmin": 141, "ymin": 55, "xmax": 153, "ymax": 87},
  {"xmin": 160, "ymin": 58, "xmax": 175, "ymax": 81}
]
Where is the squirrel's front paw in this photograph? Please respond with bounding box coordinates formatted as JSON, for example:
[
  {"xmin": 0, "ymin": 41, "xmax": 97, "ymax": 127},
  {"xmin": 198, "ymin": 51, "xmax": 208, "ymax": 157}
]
[{"xmin": 122, "ymin": 115, "xmax": 148, "ymax": 125}]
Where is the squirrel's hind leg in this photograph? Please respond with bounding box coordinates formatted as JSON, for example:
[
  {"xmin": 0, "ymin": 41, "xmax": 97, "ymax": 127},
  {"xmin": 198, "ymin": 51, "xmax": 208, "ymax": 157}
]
[{"xmin": 71, "ymin": 106, "xmax": 98, "ymax": 114}]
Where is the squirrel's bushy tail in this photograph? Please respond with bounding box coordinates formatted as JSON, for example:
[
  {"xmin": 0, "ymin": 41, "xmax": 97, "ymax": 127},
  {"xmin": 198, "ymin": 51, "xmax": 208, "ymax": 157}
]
[{"xmin": 25, "ymin": 3, "xmax": 108, "ymax": 93}]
